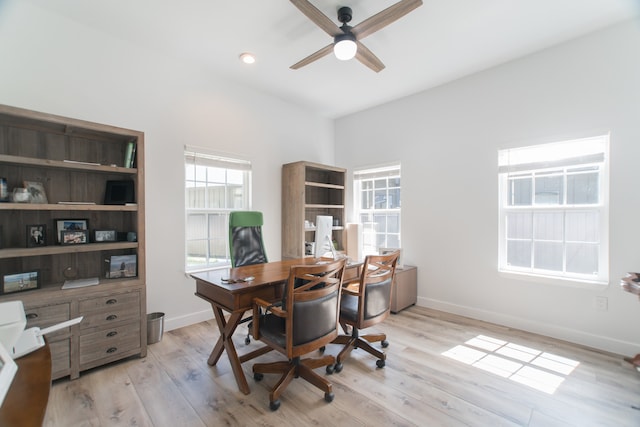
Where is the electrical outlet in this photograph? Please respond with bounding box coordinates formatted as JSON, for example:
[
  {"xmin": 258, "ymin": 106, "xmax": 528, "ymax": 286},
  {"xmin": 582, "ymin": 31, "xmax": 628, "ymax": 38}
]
[{"xmin": 595, "ymin": 296, "xmax": 608, "ymax": 311}]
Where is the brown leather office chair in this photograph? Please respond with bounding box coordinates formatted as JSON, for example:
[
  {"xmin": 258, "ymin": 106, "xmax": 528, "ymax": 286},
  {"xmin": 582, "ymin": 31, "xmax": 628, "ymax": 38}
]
[
  {"xmin": 331, "ymin": 251, "xmax": 399, "ymax": 372},
  {"xmin": 251, "ymin": 259, "xmax": 346, "ymax": 411}
]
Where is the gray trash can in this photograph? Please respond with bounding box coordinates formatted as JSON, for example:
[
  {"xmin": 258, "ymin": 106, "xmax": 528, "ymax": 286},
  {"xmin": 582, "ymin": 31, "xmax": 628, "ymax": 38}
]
[{"xmin": 147, "ymin": 312, "xmax": 165, "ymax": 344}]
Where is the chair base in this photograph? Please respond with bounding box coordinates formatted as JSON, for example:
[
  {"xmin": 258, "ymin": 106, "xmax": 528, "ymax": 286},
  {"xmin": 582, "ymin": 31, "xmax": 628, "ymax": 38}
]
[
  {"xmin": 332, "ymin": 328, "xmax": 388, "ymax": 369},
  {"xmin": 253, "ymin": 354, "xmax": 336, "ymax": 410}
]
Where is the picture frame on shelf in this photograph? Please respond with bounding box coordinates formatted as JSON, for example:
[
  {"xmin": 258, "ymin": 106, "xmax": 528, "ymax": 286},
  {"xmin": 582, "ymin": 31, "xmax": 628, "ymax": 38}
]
[
  {"xmin": 26, "ymin": 224, "xmax": 46, "ymax": 248},
  {"xmin": 23, "ymin": 180, "xmax": 48, "ymax": 204},
  {"xmin": 379, "ymin": 247, "xmax": 403, "ymax": 269},
  {"xmin": 60, "ymin": 230, "xmax": 89, "ymax": 245},
  {"xmin": 94, "ymin": 230, "xmax": 117, "ymax": 242},
  {"xmin": 2, "ymin": 271, "xmax": 40, "ymax": 294},
  {"xmin": 107, "ymin": 254, "xmax": 137, "ymax": 278},
  {"xmin": 55, "ymin": 219, "xmax": 88, "ymax": 244},
  {"xmin": 104, "ymin": 180, "xmax": 135, "ymax": 205}
]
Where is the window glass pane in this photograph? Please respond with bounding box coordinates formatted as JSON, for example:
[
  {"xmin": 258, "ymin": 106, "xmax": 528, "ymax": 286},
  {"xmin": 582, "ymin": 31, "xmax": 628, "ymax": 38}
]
[
  {"xmin": 535, "ymin": 174, "xmax": 563, "ymax": 205},
  {"xmin": 186, "ymin": 213, "xmax": 206, "ymax": 239},
  {"xmin": 195, "ymin": 164, "xmax": 207, "ymax": 182},
  {"xmin": 374, "ymin": 214, "xmax": 386, "ymax": 233},
  {"xmin": 566, "ymin": 212, "xmax": 599, "ymax": 242},
  {"xmin": 374, "ymin": 179, "xmax": 386, "ymax": 189},
  {"xmin": 534, "ymin": 242, "xmax": 563, "ymax": 270},
  {"xmin": 389, "ymin": 177, "xmax": 401, "ymax": 188},
  {"xmin": 387, "ymin": 235, "xmax": 400, "ymax": 248},
  {"xmin": 376, "ymin": 233, "xmax": 387, "ymax": 248},
  {"xmin": 387, "ymin": 213, "xmax": 400, "ymax": 233},
  {"xmin": 389, "ymin": 188, "xmax": 401, "ymax": 209},
  {"xmin": 566, "ymin": 243, "xmax": 598, "ymax": 274},
  {"xmin": 508, "ymin": 177, "xmax": 532, "ymax": 206},
  {"xmin": 507, "ymin": 240, "xmax": 531, "ymax": 267},
  {"xmin": 507, "ymin": 212, "xmax": 532, "ymax": 239},
  {"xmin": 567, "ymin": 172, "xmax": 599, "ymax": 204},
  {"xmin": 534, "ymin": 212, "xmax": 563, "ymax": 240}
]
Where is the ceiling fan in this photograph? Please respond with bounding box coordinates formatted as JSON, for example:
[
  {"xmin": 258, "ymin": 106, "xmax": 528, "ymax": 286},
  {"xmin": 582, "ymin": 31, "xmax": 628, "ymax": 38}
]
[{"xmin": 289, "ymin": 0, "xmax": 423, "ymax": 73}]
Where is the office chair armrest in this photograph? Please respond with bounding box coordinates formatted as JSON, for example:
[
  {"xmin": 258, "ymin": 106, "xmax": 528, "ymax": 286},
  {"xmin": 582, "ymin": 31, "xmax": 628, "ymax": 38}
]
[{"xmin": 253, "ymin": 297, "xmax": 285, "ymax": 317}]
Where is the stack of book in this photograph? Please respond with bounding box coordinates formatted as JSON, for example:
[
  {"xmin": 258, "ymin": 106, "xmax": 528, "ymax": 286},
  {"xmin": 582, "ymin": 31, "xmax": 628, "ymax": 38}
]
[{"xmin": 124, "ymin": 141, "xmax": 136, "ymax": 168}]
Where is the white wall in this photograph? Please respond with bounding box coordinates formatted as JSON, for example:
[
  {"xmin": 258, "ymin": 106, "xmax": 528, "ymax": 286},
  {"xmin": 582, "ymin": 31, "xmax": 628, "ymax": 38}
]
[
  {"xmin": 0, "ymin": 2, "xmax": 334, "ymax": 330},
  {"xmin": 335, "ymin": 19, "xmax": 640, "ymax": 355}
]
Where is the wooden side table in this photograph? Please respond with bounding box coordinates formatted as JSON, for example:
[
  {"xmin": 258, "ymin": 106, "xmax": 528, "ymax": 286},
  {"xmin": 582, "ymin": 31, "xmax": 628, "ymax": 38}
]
[
  {"xmin": 391, "ymin": 266, "xmax": 417, "ymax": 313},
  {"xmin": 0, "ymin": 342, "xmax": 52, "ymax": 427}
]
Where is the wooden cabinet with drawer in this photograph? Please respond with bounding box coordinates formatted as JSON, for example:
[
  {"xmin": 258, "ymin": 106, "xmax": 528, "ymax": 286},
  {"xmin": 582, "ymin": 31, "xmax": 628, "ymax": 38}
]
[{"xmin": 78, "ymin": 290, "xmax": 143, "ymax": 370}]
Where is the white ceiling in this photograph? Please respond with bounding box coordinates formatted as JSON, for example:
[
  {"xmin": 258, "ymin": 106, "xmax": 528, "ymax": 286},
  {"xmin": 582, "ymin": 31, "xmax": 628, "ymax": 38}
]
[{"xmin": 26, "ymin": 0, "xmax": 640, "ymax": 118}]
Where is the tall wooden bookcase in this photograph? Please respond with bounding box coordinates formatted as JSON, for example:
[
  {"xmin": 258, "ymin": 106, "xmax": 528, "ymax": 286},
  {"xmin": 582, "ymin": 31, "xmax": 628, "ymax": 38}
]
[
  {"xmin": 0, "ymin": 104, "xmax": 146, "ymax": 380},
  {"xmin": 282, "ymin": 161, "xmax": 346, "ymax": 259}
]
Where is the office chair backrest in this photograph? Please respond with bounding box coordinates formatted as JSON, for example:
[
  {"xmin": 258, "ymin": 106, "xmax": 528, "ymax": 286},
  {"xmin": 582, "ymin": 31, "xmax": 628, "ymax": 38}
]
[
  {"xmin": 358, "ymin": 251, "xmax": 399, "ymax": 328},
  {"xmin": 285, "ymin": 260, "xmax": 345, "ymax": 353},
  {"xmin": 229, "ymin": 211, "xmax": 268, "ymax": 268}
]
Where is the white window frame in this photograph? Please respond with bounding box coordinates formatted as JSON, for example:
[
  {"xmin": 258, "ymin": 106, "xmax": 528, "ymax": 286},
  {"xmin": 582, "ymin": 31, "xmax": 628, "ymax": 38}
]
[
  {"xmin": 185, "ymin": 147, "xmax": 251, "ymax": 272},
  {"xmin": 498, "ymin": 135, "xmax": 609, "ymax": 286},
  {"xmin": 353, "ymin": 163, "xmax": 401, "ymax": 256}
]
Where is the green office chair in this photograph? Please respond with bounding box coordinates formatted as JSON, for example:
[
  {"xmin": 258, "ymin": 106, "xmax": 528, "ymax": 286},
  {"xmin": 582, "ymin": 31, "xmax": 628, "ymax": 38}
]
[
  {"xmin": 229, "ymin": 211, "xmax": 268, "ymax": 344},
  {"xmin": 229, "ymin": 211, "xmax": 268, "ymax": 268}
]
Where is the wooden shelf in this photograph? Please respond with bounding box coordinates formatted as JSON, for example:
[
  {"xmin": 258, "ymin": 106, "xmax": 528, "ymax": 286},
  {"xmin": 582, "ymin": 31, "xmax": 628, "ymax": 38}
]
[
  {"xmin": 0, "ymin": 242, "xmax": 138, "ymax": 259},
  {"xmin": 0, "ymin": 154, "xmax": 137, "ymax": 174},
  {"xmin": 282, "ymin": 161, "xmax": 346, "ymax": 259},
  {"xmin": 0, "ymin": 202, "xmax": 137, "ymax": 211}
]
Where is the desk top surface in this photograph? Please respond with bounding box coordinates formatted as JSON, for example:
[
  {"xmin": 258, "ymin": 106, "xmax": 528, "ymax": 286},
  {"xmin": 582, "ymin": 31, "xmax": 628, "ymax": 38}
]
[{"xmin": 191, "ymin": 257, "xmax": 360, "ymax": 292}]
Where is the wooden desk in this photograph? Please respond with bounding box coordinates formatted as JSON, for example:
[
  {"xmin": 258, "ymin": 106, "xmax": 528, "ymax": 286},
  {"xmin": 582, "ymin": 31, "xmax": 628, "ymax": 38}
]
[
  {"xmin": 192, "ymin": 257, "xmax": 358, "ymax": 394},
  {"xmin": 0, "ymin": 342, "xmax": 52, "ymax": 427}
]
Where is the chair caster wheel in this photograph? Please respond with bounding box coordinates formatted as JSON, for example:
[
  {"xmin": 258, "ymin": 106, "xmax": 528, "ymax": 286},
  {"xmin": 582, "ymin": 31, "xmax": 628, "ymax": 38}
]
[
  {"xmin": 254, "ymin": 373, "xmax": 264, "ymax": 381},
  {"xmin": 269, "ymin": 400, "xmax": 281, "ymax": 411},
  {"xmin": 381, "ymin": 340, "xmax": 389, "ymax": 348},
  {"xmin": 245, "ymin": 336, "xmax": 251, "ymax": 345},
  {"xmin": 324, "ymin": 392, "xmax": 334, "ymax": 403},
  {"xmin": 376, "ymin": 359, "xmax": 386, "ymax": 368},
  {"xmin": 326, "ymin": 364, "xmax": 334, "ymax": 374},
  {"xmin": 319, "ymin": 346, "xmax": 325, "ymax": 353},
  {"xmin": 334, "ymin": 362, "xmax": 343, "ymax": 373}
]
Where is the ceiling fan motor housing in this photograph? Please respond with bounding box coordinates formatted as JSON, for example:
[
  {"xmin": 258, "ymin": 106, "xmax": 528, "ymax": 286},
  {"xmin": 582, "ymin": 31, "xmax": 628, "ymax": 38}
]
[{"xmin": 337, "ymin": 6, "xmax": 353, "ymax": 24}]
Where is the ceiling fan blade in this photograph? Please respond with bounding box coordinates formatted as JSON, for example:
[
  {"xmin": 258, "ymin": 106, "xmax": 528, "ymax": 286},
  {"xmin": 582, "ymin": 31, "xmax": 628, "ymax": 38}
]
[
  {"xmin": 290, "ymin": 44, "xmax": 334, "ymax": 70},
  {"xmin": 352, "ymin": 0, "xmax": 423, "ymax": 40},
  {"xmin": 355, "ymin": 41, "xmax": 385, "ymax": 73},
  {"xmin": 289, "ymin": 0, "xmax": 342, "ymax": 37}
]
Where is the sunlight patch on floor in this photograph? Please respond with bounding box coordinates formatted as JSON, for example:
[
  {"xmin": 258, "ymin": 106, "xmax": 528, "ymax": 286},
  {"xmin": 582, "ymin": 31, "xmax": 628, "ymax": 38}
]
[{"xmin": 442, "ymin": 335, "xmax": 580, "ymax": 394}]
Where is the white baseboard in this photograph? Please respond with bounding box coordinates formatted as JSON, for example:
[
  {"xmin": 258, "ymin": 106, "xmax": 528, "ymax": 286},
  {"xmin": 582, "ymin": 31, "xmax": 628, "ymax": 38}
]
[
  {"xmin": 163, "ymin": 309, "xmax": 213, "ymax": 332},
  {"xmin": 416, "ymin": 296, "xmax": 638, "ymax": 357}
]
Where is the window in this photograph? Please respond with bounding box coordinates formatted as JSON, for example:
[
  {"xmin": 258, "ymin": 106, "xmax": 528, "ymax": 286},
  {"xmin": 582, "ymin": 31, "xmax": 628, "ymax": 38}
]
[
  {"xmin": 498, "ymin": 135, "xmax": 609, "ymax": 284},
  {"xmin": 354, "ymin": 164, "xmax": 401, "ymax": 256},
  {"xmin": 185, "ymin": 148, "xmax": 251, "ymax": 272}
]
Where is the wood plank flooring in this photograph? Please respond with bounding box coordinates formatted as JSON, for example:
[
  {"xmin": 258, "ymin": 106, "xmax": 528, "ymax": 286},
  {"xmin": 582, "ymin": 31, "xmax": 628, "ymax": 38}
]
[{"xmin": 43, "ymin": 307, "xmax": 640, "ymax": 426}]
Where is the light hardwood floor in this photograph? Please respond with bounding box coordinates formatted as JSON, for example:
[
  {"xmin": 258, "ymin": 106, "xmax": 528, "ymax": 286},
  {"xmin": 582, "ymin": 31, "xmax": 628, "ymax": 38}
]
[{"xmin": 43, "ymin": 306, "xmax": 640, "ymax": 426}]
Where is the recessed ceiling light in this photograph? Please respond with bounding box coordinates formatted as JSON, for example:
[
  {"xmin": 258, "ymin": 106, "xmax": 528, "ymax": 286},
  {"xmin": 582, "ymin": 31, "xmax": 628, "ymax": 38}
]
[{"xmin": 239, "ymin": 52, "xmax": 256, "ymax": 64}]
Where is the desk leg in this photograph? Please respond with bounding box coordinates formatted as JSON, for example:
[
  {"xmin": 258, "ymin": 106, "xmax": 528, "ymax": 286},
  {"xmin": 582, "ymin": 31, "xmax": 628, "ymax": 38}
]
[{"xmin": 207, "ymin": 305, "xmax": 251, "ymax": 394}]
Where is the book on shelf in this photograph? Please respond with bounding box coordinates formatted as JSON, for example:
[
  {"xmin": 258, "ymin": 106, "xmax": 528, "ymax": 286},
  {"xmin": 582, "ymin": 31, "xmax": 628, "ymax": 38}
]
[{"xmin": 124, "ymin": 141, "xmax": 136, "ymax": 168}]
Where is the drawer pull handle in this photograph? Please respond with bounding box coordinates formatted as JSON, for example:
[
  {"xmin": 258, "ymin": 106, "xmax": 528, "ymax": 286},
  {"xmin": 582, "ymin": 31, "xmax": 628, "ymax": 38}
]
[
  {"xmin": 26, "ymin": 313, "xmax": 38, "ymax": 320},
  {"xmin": 106, "ymin": 347, "xmax": 117, "ymax": 354},
  {"xmin": 106, "ymin": 299, "xmax": 117, "ymax": 305},
  {"xmin": 106, "ymin": 315, "xmax": 118, "ymax": 321},
  {"xmin": 106, "ymin": 331, "xmax": 118, "ymax": 337}
]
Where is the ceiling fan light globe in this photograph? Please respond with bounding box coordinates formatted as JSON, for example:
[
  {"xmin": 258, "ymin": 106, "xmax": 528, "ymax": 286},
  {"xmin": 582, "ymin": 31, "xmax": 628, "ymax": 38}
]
[{"xmin": 334, "ymin": 39, "xmax": 357, "ymax": 61}]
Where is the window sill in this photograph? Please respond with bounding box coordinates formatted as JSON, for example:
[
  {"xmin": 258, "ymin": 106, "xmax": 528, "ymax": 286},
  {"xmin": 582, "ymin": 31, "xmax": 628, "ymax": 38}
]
[
  {"xmin": 498, "ymin": 269, "xmax": 609, "ymax": 291},
  {"xmin": 185, "ymin": 265, "xmax": 230, "ymax": 278}
]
